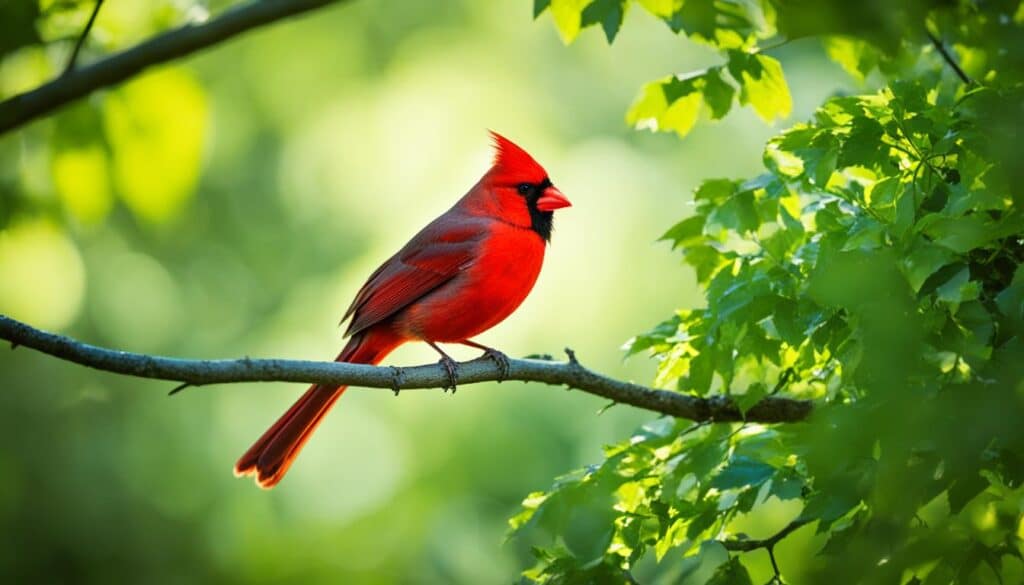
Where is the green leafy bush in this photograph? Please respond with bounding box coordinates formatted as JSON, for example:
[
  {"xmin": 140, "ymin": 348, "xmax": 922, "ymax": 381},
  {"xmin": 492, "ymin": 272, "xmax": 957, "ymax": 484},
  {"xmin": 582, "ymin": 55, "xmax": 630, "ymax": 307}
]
[{"xmin": 515, "ymin": 1, "xmax": 1024, "ymax": 583}]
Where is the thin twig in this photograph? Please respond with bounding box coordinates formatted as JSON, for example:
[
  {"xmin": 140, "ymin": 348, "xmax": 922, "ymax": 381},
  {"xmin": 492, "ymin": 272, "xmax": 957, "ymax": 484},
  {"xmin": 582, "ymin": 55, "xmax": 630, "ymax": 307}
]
[
  {"xmin": 0, "ymin": 0, "xmax": 347, "ymax": 135},
  {"xmin": 168, "ymin": 381, "xmax": 192, "ymax": 396},
  {"xmin": 925, "ymin": 29, "xmax": 972, "ymax": 85},
  {"xmin": 769, "ymin": 368, "xmax": 794, "ymax": 396},
  {"xmin": 752, "ymin": 37, "xmax": 793, "ymax": 55},
  {"xmin": 720, "ymin": 518, "xmax": 810, "ymax": 583},
  {"xmin": 720, "ymin": 518, "xmax": 810, "ymax": 552},
  {"xmin": 63, "ymin": 0, "xmax": 105, "ymax": 75},
  {"xmin": 0, "ymin": 314, "xmax": 813, "ymax": 424},
  {"xmin": 766, "ymin": 546, "xmax": 783, "ymax": 583}
]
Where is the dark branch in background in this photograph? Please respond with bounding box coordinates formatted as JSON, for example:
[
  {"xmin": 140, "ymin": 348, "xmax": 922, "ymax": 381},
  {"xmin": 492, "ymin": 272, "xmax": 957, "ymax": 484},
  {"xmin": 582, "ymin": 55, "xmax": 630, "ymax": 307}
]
[
  {"xmin": 721, "ymin": 519, "xmax": 810, "ymax": 584},
  {"xmin": 926, "ymin": 29, "xmax": 973, "ymax": 85},
  {"xmin": 0, "ymin": 0, "xmax": 347, "ymax": 135},
  {"xmin": 63, "ymin": 0, "xmax": 105, "ymax": 75},
  {"xmin": 0, "ymin": 315, "xmax": 813, "ymax": 424}
]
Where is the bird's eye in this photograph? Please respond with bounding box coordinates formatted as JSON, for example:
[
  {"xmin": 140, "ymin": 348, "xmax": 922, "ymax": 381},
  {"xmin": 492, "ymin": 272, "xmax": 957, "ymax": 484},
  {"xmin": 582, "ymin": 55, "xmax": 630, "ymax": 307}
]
[{"xmin": 517, "ymin": 183, "xmax": 531, "ymax": 195}]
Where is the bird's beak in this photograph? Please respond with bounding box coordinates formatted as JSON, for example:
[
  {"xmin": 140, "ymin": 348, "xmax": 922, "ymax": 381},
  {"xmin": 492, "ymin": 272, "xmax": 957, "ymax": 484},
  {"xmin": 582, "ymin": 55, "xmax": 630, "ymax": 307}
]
[{"xmin": 536, "ymin": 185, "xmax": 572, "ymax": 211}]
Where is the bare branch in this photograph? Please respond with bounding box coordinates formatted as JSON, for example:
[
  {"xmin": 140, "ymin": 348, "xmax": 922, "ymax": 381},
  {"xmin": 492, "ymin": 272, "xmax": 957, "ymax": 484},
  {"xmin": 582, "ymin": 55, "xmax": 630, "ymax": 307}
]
[
  {"xmin": 0, "ymin": 0, "xmax": 347, "ymax": 135},
  {"xmin": 721, "ymin": 519, "xmax": 811, "ymax": 584},
  {"xmin": 0, "ymin": 314, "xmax": 813, "ymax": 424},
  {"xmin": 720, "ymin": 519, "xmax": 809, "ymax": 552}
]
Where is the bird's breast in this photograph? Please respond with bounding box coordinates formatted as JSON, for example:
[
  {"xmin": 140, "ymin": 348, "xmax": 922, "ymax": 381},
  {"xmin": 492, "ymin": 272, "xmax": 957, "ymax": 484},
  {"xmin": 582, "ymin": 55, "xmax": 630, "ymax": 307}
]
[{"xmin": 397, "ymin": 224, "xmax": 546, "ymax": 342}]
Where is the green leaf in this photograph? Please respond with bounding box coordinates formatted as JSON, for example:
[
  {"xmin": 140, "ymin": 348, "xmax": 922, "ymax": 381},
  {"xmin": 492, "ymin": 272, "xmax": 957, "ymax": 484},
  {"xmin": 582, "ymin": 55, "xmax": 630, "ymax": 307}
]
[
  {"xmin": 636, "ymin": 0, "xmax": 682, "ymax": 18},
  {"xmin": 727, "ymin": 52, "xmax": 792, "ymax": 123},
  {"xmin": 684, "ymin": 244, "xmax": 730, "ymax": 283},
  {"xmin": 823, "ymin": 36, "xmax": 879, "ymax": 82},
  {"xmin": 771, "ymin": 468, "xmax": 806, "ymax": 500},
  {"xmin": 626, "ymin": 74, "xmax": 703, "ymax": 137},
  {"xmin": 711, "ymin": 456, "xmax": 775, "ymax": 490},
  {"xmin": 901, "ymin": 240, "xmax": 955, "ymax": 293},
  {"xmin": 659, "ymin": 91, "xmax": 704, "ymax": 137},
  {"xmin": 695, "ymin": 178, "xmax": 739, "ymax": 204},
  {"xmin": 548, "ymin": 0, "xmax": 589, "ymax": 43},
  {"xmin": 840, "ymin": 217, "xmax": 885, "ymax": 251},
  {"xmin": 706, "ymin": 189, "xmax": 759, "ymax": 234},
  {"xmin": 707, "ymin": 557, "xmax": 754, "ymax": 585},
  {"xmin": 625, "ymin": 315, "xmax": 683, "ymax": 355},
  {"xmin": 936, "ymin": 267, "xmax": 980, "ymax": 312},
  {"xmin": 661, "ymin": 215, "xmax": 705, "ymax": 249},
  {"xmin": 920, "ymin": 214, "xmax": 996, "ymax": 254},
  {"xmin": 533, "ymin": 0, "xmax": 551, "ymax": 17},
  {"xmin": 563, "ymin": 490, "xmax": 616, "ymax": 566},
  {"xmin": 627, "ymin": 67, "xmax": 740, "ymax": 136},
  {"xmin": 838, "ymin": 116, "xmax": 886, "ymax": 170},
  {"xmin": 954, "ymin": 300, "xmax": 994, "ymax": 360},
  {"xmin": 685, "ymin": 430, "xmax": 730, "ymax": 480},
  {"xmin": 670, "ymin": 0, "xmax": 715, "ymax": 39},
  {"xmin": 799, "ymin": 489, "xmax": 860, "ymax": 531},
  {"xmin": 702, "ymin": 67, "xmax": 736, "ymax": 120},
  {"xmin": 580, "ymin": 0, "xmax": 628, "ymax": 42},
  {"xmin": 996, "ymin": 265, "xmax": 1024, "ymax": 323},
  {"xmin": 664, "ymin": 0, "xmax": 755, "ymax": 48},
  {"xmin": 793, "ymin": 133, "xmax": 840, "ymax": 187},
  {"xmin": 686, "ymin": 502, "xmax": 720, "ymax": 539},
  {"xmin": 868, "ymin": 176, "xmax": 902, "ymax": 209}
]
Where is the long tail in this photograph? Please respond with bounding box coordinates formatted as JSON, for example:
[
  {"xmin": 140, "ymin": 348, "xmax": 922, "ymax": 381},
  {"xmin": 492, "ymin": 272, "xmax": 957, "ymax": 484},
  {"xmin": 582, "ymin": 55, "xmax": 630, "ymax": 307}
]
[{"xmin": 234, "ymin": 330, "xmax": 403, "ymax": 488}]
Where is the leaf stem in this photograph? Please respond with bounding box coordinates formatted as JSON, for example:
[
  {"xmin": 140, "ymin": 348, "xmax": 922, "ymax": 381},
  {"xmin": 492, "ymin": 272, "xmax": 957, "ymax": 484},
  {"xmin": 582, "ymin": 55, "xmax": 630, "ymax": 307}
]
[{"xmin": 720, "ymin": 518, "xmax": 809, "ymax": 552}]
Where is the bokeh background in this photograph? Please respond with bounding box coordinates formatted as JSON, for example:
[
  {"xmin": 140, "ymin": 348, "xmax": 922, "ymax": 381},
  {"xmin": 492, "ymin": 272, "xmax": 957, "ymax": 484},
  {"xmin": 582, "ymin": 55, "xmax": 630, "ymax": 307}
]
[{"xmin": 0, "ymin": 1, "xmax": 849, "ymax": 582}]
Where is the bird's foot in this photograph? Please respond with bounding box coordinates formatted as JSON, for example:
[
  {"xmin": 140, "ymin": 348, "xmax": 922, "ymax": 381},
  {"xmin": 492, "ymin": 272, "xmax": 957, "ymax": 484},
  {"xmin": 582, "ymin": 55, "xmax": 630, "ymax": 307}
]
[
  {"xmin": 482, "ymin": 348, "xmax": 511, "ymax": 381},
  {"xmin": 438, "ymin": 355, "xmax": 459, "ymax": 393}
]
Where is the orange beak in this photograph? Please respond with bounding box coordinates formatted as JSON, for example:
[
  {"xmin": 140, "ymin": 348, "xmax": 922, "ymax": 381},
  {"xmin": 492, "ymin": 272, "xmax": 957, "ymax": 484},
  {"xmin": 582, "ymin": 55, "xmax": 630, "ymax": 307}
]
[{"xmin": 536, "ymin": 185, "xmax": 572, "ymax": 212}]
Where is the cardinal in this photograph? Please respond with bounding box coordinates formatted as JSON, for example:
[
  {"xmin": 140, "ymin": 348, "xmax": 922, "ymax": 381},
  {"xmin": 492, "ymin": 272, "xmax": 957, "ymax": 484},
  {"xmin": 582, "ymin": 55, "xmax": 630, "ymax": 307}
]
[{"xmin": 235, "ymin": 132, "xmax": 572, "ymax": 487}]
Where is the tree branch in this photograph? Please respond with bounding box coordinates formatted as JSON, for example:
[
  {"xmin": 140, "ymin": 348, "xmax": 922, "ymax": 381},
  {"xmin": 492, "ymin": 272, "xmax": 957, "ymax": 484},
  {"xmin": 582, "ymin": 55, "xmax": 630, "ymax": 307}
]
[
  {"xmin": 0, "ymin": 0, "xmax": 347, "ymax": 135},
  {"xmin": 63, "ymin": 0, "xmax": 104, "ymax": 76},
  {"xmin": 720, "ymin": 519, "xmax": 809, "ymax": 553},
  {"xmin": 721, "ymin": 519, "xmax": 810, "ymax": 584},
  {"xmin": 0, "ymin": 315, "xmax": 813, "ymax": 423}
]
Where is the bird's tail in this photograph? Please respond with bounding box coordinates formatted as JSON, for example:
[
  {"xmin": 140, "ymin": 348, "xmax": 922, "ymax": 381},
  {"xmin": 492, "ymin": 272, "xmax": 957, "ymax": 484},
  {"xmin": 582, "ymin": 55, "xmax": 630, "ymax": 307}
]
[{"xmin": 234, "ymin": 330, "xmax": 403, "ymax": 488}]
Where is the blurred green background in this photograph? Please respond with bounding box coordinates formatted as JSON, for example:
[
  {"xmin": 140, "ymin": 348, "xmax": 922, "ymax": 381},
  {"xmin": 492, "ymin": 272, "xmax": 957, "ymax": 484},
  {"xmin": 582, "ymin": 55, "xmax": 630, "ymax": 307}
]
[{"xmin": 0, "ymin": 1, "xmax": 848, "ymax": 582}]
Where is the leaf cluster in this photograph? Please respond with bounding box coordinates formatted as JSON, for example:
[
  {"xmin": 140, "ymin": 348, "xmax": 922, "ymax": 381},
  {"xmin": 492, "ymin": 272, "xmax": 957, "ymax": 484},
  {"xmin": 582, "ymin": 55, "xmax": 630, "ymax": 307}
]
[{"xmin": 519, "ymin": 1, "xmax": 1024, "ymax": 583}]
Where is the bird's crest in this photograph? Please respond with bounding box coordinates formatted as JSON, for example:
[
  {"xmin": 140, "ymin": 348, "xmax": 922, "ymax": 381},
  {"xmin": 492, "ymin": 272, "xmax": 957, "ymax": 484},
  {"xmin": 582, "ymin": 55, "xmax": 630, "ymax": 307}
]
[{"xmin": 489, "ymin": 131, "xmax": 546, "ymax": 179}]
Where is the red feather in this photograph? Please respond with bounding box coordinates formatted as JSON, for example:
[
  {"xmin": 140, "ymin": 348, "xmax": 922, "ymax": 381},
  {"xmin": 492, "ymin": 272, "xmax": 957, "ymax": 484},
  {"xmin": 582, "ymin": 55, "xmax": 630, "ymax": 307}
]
[
  {"xmin": 342, "ymin": 219, "xmax": 486, "ymax": 336},
  {"xmin": 235, "ymin": 133, "xmax": 570, "ymax": 487},
  {"xmin": 490, "ymin": 130, "xmax": 547, "ymax": 180}
]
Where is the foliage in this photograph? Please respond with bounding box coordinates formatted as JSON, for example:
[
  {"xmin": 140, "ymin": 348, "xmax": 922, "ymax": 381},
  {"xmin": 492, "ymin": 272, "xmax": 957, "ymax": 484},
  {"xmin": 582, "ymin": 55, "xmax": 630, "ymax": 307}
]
[
  {"xmin": 3, "ymin": 2, "xmax": 686, "ymax": 583},
  {"xmin": 0, "ymin": 0, "xmax": 207, "ymax": 232},
  {"xmin": 518, "ymin": 0, "xmax": 1024, "ymax": 583}
]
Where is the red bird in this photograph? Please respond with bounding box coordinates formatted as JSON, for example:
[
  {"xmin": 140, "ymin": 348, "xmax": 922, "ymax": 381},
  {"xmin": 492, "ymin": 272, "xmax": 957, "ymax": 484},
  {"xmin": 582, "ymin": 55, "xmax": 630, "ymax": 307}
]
[{"xmin": 235, "ymin": 132, "xmax": 572, "ymax": 487}]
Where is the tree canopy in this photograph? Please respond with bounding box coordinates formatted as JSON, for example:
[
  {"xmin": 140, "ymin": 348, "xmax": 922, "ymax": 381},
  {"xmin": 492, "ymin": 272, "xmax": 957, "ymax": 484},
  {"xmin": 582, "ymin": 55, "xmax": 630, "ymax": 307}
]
[{"xmin": 513, "ymin": 1, "xmax": 1024, "ymax": 583}]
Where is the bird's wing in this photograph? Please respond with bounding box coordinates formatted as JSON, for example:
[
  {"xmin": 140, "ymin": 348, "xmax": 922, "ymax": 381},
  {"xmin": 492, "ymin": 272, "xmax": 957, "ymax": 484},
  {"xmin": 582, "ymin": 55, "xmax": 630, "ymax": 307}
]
[{"xmin": 341, "ymin": 217, "xmax": 486, "ymax": 337}]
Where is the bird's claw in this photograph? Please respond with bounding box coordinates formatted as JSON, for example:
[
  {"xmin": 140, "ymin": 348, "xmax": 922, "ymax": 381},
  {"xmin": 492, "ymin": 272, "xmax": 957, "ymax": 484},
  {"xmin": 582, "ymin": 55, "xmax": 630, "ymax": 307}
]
[
  {"xmin": 438, "ymin": 356, "xmax": 459, "ymax": 393},
  {"xmin": 483, "ymin": 348, "xmax": 511, "ymax": 381}
]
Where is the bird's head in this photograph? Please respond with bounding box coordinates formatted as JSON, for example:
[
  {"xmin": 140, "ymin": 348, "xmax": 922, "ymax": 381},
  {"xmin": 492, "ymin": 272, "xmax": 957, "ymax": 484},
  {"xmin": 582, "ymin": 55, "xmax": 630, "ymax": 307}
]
[{"xmin": 483, "ymin": 131, "xmax": 571, "ymax": 242}]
